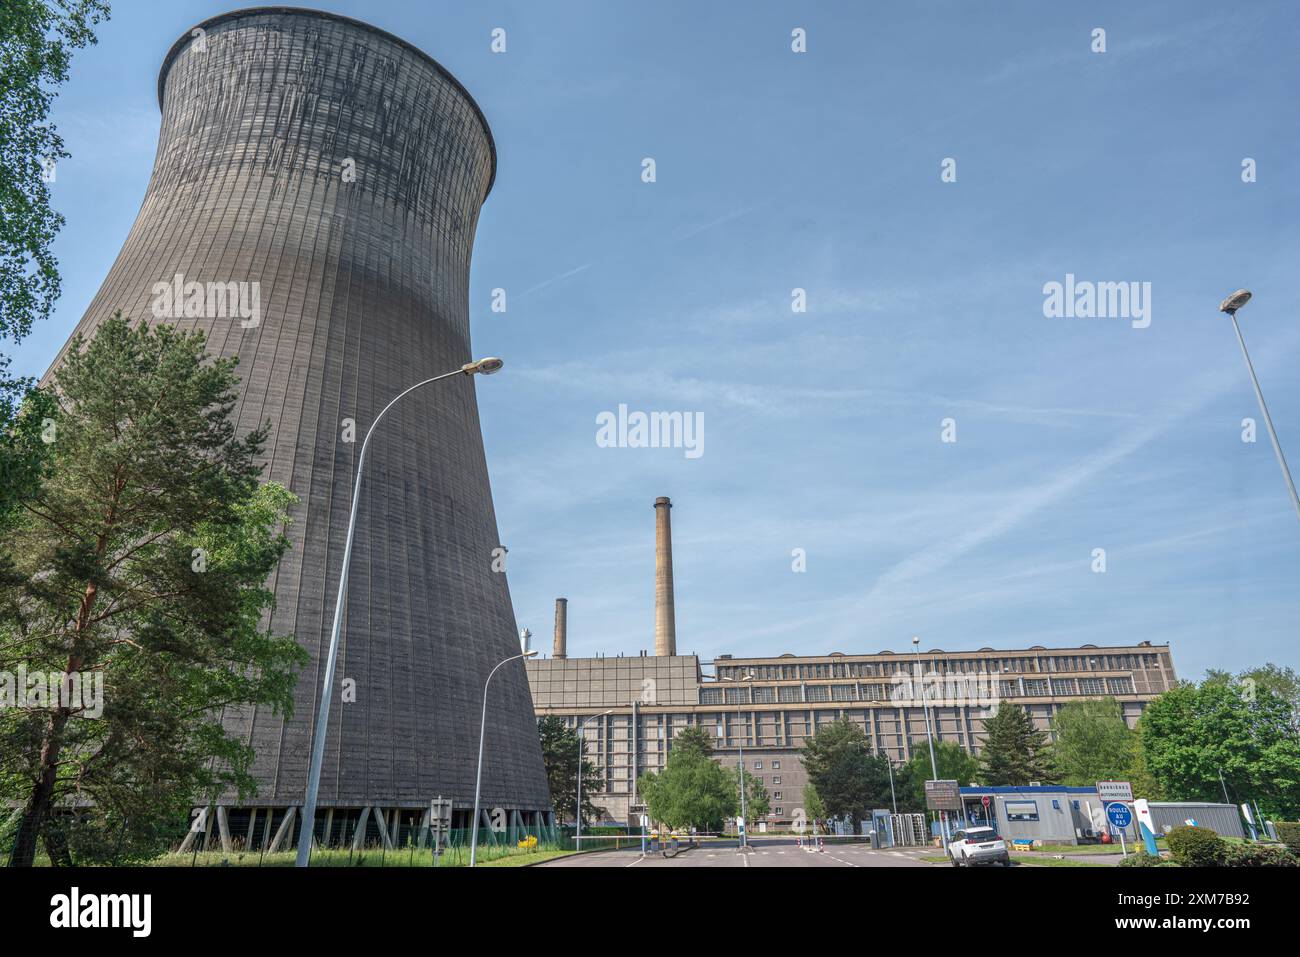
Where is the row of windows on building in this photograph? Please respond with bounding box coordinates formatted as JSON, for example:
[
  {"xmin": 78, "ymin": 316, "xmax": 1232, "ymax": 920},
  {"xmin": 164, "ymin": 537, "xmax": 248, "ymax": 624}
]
[
  {"xmin": 698, "ymin": 675, "xmax": 1133, "ymax": 704},
  {"xmin": 717, "ymin": 653, "xmax": 1163, "ymax": 682}
]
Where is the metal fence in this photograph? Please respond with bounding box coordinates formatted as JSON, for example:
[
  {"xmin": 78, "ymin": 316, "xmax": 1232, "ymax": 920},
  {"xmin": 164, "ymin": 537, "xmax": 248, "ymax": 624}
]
[{"xmin": 3, "ymin": 810, "xmax": 620, "ymax": 868}]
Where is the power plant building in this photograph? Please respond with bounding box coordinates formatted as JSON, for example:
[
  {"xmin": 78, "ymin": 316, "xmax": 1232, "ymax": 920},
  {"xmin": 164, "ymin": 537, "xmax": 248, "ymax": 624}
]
[{"xmin": 526, "ymin": 497, "xmax": 1178, "ymax": 825}]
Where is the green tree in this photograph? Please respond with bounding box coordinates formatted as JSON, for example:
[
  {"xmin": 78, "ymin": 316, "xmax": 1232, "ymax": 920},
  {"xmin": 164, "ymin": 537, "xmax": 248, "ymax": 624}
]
[
  {"xmin": 799, "ymin": 718, "xmax": 892, "ymax": 822},
  {"xmin": 0, "ymin": 316, "xmax": 306, "ymax": 866},
  {"xmin": 1208, "ymin": 663, "xmax": 1300, "ymax": 733},
  {"xmin": 1049, "ymin": 697, "xmax": 1136, "ymax": 786},
  {"xmin": 1124, "ymin": 727, "xmax": 1163, "ymax": 800},
  {"xmin": 802, "ymin": 781, "xmax": 826, "ymax": 821},
  {"xmin": 1140, "ymin": 678, "xmax": 1300, "ymax": 819},
  {"xmin": 0, "ymin": 0, "xmax": 110, "ymax": 342},
  {"xmin": 637, "ymin": 748, "xmax": 735, "ymax": 832},
  {"xmin": 0, "ymin": 1, "xmax": 110, "ymax": 535},
  {"xmin": 0, "ymin": 385, "xmax": 55, "ymax": 532},
  {"xmin": 670, "ymin": 723, "xmax": 714, "ymax": 758},
  {"xmin": 979, "ymin": 703, "xmax": 1053, "ymax": 785},
  {"xmin": 898, "ymin": 741, "xmax": 980, "ymax": 811},
  {"xmin": 732, "ymin": 766, "xmax": 770, "ymax": 824},
  {"xmin": 536, "ymin": 715, "xmax": 603, "ymax": 825}
]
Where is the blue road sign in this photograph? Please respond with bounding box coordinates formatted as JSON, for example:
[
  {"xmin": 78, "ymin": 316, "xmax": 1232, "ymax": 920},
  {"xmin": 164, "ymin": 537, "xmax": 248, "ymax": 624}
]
[{"xmin": 1106, "ymin": 802, "xmax": 1133, "ymax": 828}]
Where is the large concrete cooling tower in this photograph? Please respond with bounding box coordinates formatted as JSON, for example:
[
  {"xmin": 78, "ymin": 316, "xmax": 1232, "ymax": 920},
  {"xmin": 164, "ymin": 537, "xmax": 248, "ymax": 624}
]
[{"xmin": 47, "ymin": 8, "xmax": 550, "ymax": 843}]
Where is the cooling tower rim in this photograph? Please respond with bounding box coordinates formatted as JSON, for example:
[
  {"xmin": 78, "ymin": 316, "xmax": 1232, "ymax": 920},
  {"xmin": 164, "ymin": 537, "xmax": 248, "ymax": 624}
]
[{"xmin": 157, "ymin": 5, "xmax": 498, "ymax": 198}]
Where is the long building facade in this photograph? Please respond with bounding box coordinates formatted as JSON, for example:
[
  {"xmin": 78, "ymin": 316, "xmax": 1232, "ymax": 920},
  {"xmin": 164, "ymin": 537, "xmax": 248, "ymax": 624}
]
[
  {"xmin": 47, "ymin": 8, "xmax": 550, "ymax": 846},
  {"xmin": 527, "ymin": 642, "xmax": 1176, "ymax": 826}
]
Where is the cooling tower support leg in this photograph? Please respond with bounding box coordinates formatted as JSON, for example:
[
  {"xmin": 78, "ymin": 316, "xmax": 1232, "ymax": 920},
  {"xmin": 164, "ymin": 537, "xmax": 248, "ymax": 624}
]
[
  {"xmin": 267, "ymin": 807, "xmax": 297, "ymax": 854},
  {"xmin": 216, "ymin": 805, "xmax": 233, "ymax": 853},
  {"xmin": 178, "ymin": 806, "xmax": 209, "ymax": 854},
  {"xmin": 352, "ymin": 806, "xmax": 372, "ymax": 850}
]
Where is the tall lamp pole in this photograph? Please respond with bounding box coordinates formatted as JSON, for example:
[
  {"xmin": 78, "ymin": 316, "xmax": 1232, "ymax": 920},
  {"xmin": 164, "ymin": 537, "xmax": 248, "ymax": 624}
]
[
  {"xmin": 469, "ymin": 648, "xmax": 539, "ymax": 867},
  {"xmin": 912, "ymin": 636, "xmax": 946, "ymax": 850},
  {"xmin": 575, "ymin": 709, "xmax": 614, "ymax": 849},
  {"xmin": 295, "ymin": 358, "xmax": 505, "ymax": 868},
  {"xmin": 721, "ymin": 671, "xmax": 755, "ymax": 850},
  {"xmin": 1219, "ymin": 290, "xmax": 1300, "ymax": 523},
  {"xmin": 885, "ymin": 754, "xmax": 898, "ymax": 814}
]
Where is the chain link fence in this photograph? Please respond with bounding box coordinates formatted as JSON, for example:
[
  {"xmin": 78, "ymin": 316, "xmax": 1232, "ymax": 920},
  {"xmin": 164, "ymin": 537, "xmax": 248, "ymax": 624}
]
[{"xmin": 3, "ymin": 807, "xmax": 645, "ymax": 867}]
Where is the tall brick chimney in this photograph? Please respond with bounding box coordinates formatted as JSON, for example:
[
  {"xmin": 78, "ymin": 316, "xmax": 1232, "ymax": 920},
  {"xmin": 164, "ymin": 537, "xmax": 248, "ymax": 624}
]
[
  {"xmin": 553, "ymin": 598, "xmax": 568, "ymax": 659},
  {"xmin": 654, "ymin": 497, "xmax": 676, "ymax": 656}
]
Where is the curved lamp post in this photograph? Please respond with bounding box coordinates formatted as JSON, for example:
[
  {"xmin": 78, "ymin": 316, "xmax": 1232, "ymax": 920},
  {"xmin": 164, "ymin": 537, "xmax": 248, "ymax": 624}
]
[
  {"xmin": 469, "ymin": 648, "xmax": 537, "ymax": 867},
  {"xmin": 912, "ymin": 636, "xmax": 946, "ymax": 851},
  {"xmin": 574, "ymin": 709, "xmax": 614, "ymax": 849},
  {"xmin": 296, "ymin": 357, "xmax": 505, "ymax": 868},
  {"xmin": 720, "ymin": 671, "xmax": 755, "ymax": 850},
  {"xmin": 1219, "ymin": 290, "xmax": 1300, "ymax": 523}
]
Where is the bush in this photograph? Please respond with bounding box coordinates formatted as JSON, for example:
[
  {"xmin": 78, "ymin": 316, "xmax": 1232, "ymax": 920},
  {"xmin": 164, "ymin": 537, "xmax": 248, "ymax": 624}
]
[
  {"xmin": 1223, "ymin": 843, "xmax": 1298, "ymax": 867},
  {"xmin": 1119, "ymin": 851, "xmax": 1177, "ymax": 867},
  {"xmin": 1165, "ymin": 826, "xmax": 1227, "ymax": 867},
  {"xmin": 1275, "ymin": 822, "xmax": 1300, "ymax": 855}
]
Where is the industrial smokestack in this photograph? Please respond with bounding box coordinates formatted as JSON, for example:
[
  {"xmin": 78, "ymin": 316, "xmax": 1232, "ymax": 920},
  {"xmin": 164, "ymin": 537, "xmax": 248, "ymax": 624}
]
[
  {"xmin": 553, "ymin": 598, "xmax": 568, "ymax": 659},
  {"xmin": 654, "ymin": 497, "xmax": 676, "ymax": 656}
]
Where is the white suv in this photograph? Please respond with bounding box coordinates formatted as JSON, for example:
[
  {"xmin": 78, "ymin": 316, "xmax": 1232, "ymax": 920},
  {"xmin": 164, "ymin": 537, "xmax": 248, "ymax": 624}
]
[{"xmin": 948, "ymin": 826, "xmax": 1011, "ymax": 867}]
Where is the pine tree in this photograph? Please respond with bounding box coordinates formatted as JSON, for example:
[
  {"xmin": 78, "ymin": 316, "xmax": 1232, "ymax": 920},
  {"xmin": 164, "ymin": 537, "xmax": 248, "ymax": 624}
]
[
  {"xmin": 799, "ymin": 718, "xmax": 893, "ymax": 822},
  {"xmin": 979, "ymin": 703, "xmax": 1053, "ymax": 785},
  {"xmin": 670, "ymin": 724, "xmax": 714, "ymax": 757},
  {"xmin": 536, "ymin": 715, "xmax": 603, "ymax": 825},
  {"xmin": 0, "ymin": 316, "xmax": 305, "ymax": 865}
]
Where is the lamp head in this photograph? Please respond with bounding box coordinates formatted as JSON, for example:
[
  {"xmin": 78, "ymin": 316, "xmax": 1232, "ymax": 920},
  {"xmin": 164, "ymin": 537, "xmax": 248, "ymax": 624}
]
[
  {"xmin": 463, "ymin": 356, "xmax": 505, "ymax": 375},
  {"xmin": 1219, "ymin": 290, "xmax": 1252, "ymax": 315}
]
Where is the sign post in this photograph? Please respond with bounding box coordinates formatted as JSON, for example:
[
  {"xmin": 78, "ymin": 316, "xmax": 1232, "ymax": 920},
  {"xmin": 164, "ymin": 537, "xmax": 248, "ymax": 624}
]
[
  {"xmin": 429, "ymin": 797, "xmax": 452, "ymax": 859},
  {"xmin": 1096, "ymin": 780, "xmax": 1133, "ymax": 803},
  {"xmin": 925, "ymin": 780, "xmax": 961, "ymax": 852},
  {"xmin": 1105, "ymin": 802, "xmax": 1132, "ymax": 857}
]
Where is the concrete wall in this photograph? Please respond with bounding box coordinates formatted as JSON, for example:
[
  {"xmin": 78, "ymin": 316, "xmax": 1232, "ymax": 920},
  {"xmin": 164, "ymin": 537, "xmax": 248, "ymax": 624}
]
[
  {"xmin": 50, "ymin": 8, "xmax": 549, "ymax": 812},
  {"xmin": 1149, "ymin": 803, "xmax": 1245, "ymax": 840}
]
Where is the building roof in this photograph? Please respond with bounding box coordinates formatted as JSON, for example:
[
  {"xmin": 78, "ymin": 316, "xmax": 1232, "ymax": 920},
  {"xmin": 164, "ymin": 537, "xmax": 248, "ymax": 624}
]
[{"xmin": 960, "ymin": 786, "xmax": 1100, "ymax": 795}]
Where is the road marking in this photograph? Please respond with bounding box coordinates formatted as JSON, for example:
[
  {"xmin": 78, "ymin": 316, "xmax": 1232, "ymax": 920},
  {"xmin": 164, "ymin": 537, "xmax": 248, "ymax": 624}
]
[
  {"xmin": 625, "ymin": 855, "xmax": 643, "ymax": 868},
  {"xmin": 742, "ymin": 851, "xmax": 750, "ymax": 868},
  {"xmin": 825, "ymin": 853, "xmax": 859, "ymax": 867}
]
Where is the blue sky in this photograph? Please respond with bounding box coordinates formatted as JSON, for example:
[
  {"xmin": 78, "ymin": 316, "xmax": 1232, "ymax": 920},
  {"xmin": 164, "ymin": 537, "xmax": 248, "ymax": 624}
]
[{"xmin": 12, "ymin": 1, "xmax": 1300, "ymax": 680}]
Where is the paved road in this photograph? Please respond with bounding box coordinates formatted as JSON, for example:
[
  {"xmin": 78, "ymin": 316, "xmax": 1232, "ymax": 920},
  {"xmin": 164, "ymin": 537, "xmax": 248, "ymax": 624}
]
[{"xmin": 538, "ymin": 837, "xmax": 943, "ymax": 868}]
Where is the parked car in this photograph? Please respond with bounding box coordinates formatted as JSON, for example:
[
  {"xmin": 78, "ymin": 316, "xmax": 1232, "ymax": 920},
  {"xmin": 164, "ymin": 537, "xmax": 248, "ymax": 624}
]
[{"xmin": 949, "ymin": 826, "xmax": 1011, "ymax": 867}]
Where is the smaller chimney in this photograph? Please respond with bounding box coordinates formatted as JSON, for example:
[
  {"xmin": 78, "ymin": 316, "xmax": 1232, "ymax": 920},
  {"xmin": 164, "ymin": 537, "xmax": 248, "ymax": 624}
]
[{"xmin": 552, "ymin": 598, "xmax": 568, "ymax": 659}]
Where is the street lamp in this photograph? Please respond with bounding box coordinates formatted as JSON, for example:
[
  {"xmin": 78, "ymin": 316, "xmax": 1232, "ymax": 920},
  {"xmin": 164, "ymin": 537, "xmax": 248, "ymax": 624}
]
[
  {"xmin": 910, "ymin": 637, "xmax": 939, "ymax": 779},
  {"xmin": 884, "ymin": 753, "xmax": 898, "ymax": 814},
  {"xmin": 911, "ymin": 636, "xmax": 946, "ymax": 850},
  {"xmin": 720, "ymin": 671, "xmax": 755, "ymax": 851},
  {"xmin": 469, "ymin": 648, "xmax": 538, "ymax": 867},
  {"xmin": 295, "ymin": 358, "xmax": 506, "ymax": 868},
  {"xmin": 1219, "ymin": 290, "xmax": 1300, "ymax": 523},
  {"xmin": 575, "ymin": 709, "xmax": 615, "ymax": 849}
]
